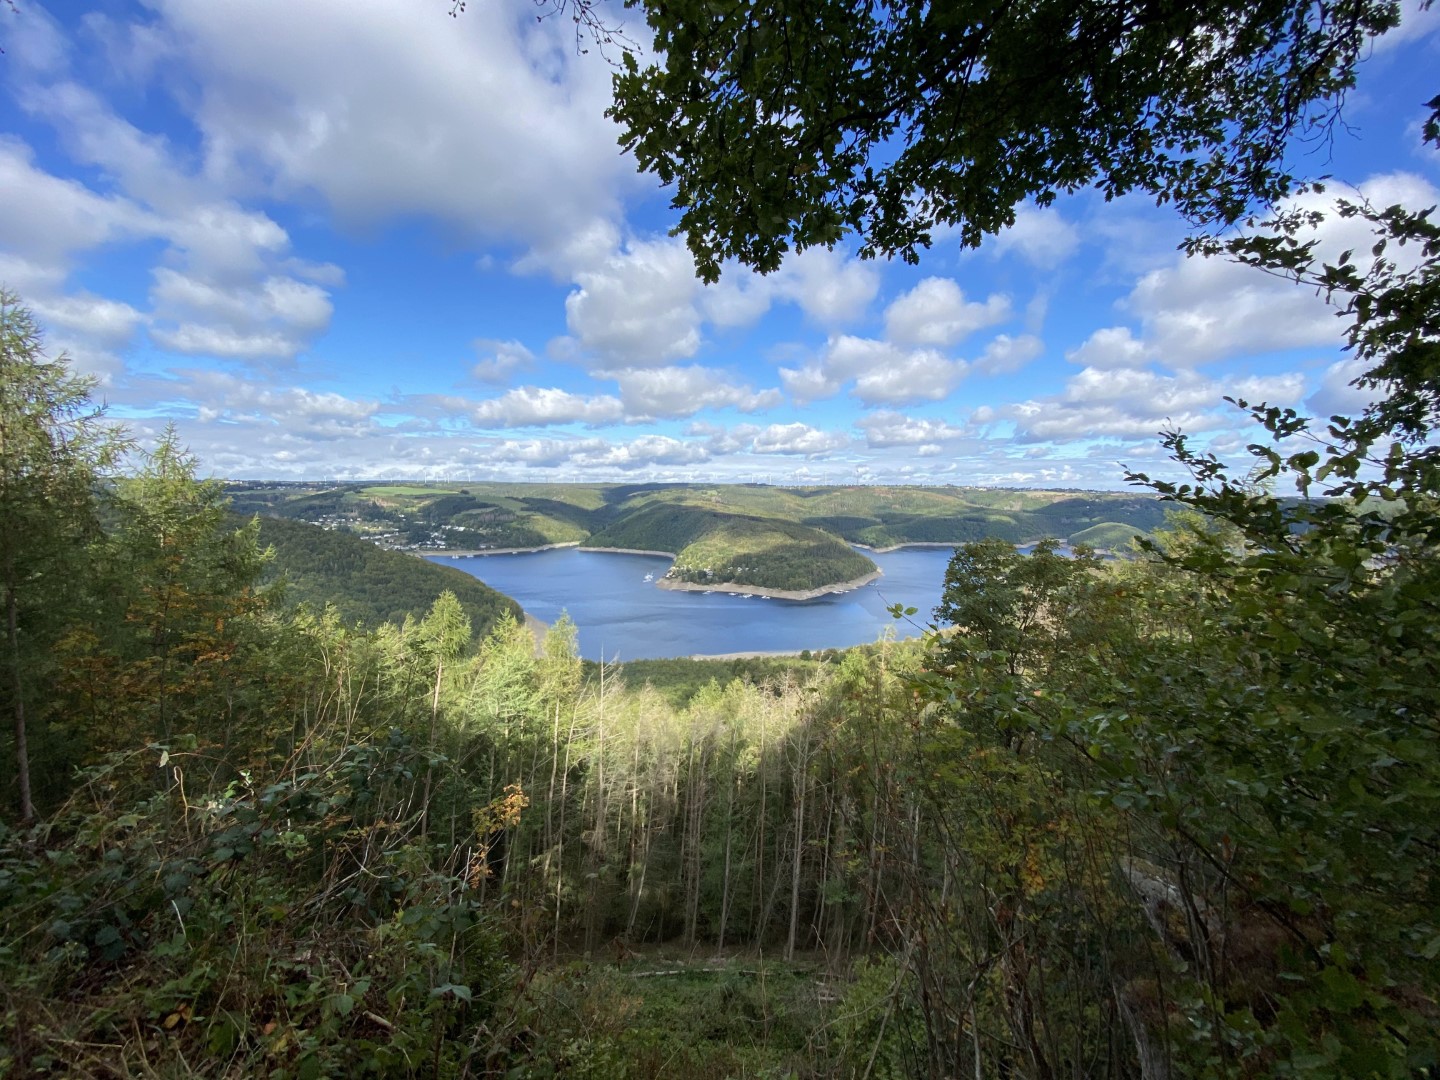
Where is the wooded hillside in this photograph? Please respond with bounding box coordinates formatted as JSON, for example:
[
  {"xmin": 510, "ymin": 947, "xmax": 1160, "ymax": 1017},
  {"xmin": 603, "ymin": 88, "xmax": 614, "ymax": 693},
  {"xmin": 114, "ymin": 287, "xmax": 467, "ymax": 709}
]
[
  {"xmin": 585, "ymin": 502, "xmax": 877, "ymax": 590},
  {"xmin": 252, "ymin": 515, "xmax": 522, "ymax": 637}
]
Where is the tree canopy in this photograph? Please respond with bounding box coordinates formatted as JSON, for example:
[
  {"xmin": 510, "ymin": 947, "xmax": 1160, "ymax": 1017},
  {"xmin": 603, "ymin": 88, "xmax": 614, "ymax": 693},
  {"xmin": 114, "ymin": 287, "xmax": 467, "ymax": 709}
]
[{"xmin": 610, "ymin": 0, "xmax": 1403, "ymax": 280}]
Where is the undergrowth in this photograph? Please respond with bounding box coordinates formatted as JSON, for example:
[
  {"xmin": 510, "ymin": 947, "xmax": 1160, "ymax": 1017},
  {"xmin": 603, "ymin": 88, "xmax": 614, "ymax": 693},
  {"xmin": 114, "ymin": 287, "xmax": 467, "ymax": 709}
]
[{"xmin": 0, "ymin": 735, "xmax": 508, "ymax": 1078}]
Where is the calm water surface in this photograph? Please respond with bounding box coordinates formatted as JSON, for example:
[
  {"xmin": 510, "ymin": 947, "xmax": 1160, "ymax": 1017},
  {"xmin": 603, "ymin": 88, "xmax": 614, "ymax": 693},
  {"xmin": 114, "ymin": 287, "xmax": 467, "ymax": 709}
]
[{"xmin": 427, "ymin": 546, "xmax": 957, "ymax": 661}]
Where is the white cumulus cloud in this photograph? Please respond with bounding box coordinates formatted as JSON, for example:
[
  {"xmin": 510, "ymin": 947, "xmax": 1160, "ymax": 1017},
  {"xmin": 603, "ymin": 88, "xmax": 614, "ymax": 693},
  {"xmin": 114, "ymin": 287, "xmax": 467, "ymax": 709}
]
[
  {"xmin": 884, "ymin": 277, "xmax": 1011, "ymax": 348},
  {"xmin": 564, "ymin": 237, "xmax": 703, "ymax": 367},
  {"xmin": 857, "ymin": 411, "xmax": 965, "ymax": 447},
  {"xmin": 750, "ymin": 423, "xmax": 851, "ymax": 456},
  {"xmin": 990, "ymin": 205, "xmax": 1080, "ymax": 269},
  {"xmin": 471, "ymin": 386, "xmax": 625, "ymax": 428},
  {"xmin": 472, "ymin": 339, "xmax": 536, "ymax": 385},
  {"xmin": 610, "ymin": 366, "xmax": 782, "ymax": 420}
]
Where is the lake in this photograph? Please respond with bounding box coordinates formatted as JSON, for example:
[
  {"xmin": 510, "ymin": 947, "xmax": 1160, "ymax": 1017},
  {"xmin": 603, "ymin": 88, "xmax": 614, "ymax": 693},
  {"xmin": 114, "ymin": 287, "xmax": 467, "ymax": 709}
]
[{"xmin": 427, "ymin": 545, "xmax": 959, "ymax": 661}]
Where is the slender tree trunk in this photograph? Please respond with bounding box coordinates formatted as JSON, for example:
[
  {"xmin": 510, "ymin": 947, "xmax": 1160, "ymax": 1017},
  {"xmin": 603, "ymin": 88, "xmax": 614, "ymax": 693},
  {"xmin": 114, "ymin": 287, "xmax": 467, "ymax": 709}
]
[
  {"xmin": 817, "ymin": 778, "xmax": 835, "ymax": 960},
  {"xmin": 626, "ymin": 805, "xmax": 652, "ymax": 939},
  {"xmin": 683, "ymin": 734, "xmax": 709, "ymax": 946},
  {"xmin": 785, "ymin": 716, "xmax": 810, "ymax": 961},
  {"xmin": 419, "ymin": 657, "xmax": 443, "ymax": 840},
  {"xmin": 626, "ymin": 736, "xmax": 644, "ymax": 936},
  {"xmin": 717, "ymin": 722, "xmax": 738, "ymax": 953},
  {"xmin": 828, "ymin": 795, "xmax": 851, "ymax": 960},
  {"xmin": 545, "ymin": 701, "xmax": 560, "ymax": 882},
  {"xmin": 7, "ymin": 580, "xmax": 33, "ymax": 825},
  {"xmin": 866, "ymin": 792, "xmax": 885, "ymax": 946},
  {"xmin": 553, "ymin": 706, "xmax": 578, "ymax": 960},
  {"xmin": 754, "ymin": 706, "xmax": 767, "ymax": 946},
  {"xmin": 586, "ymin": 679, "xmax": 607, "ymax": 951}
]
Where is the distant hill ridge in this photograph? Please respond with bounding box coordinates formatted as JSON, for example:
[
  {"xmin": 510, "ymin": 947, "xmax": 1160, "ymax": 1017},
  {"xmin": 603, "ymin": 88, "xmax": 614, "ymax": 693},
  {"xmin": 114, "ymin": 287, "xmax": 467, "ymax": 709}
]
[{"xmin": 228, "ymin": 482, "xmax": 1166, "ymax": 594}]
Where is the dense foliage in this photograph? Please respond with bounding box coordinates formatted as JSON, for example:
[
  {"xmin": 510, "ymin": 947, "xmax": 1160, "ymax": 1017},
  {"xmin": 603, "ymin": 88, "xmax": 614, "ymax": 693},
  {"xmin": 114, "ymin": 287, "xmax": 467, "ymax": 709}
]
[
  {"xmin": 0, "ymin": 291, "xmax": 127, "ymax": 823},
  {"xmin": 609, "ymin": 0, "xmax": 1397, "ymax": 279},
  {"xmin": 253, "ymin": 515, "xmax": 522, "ymax": 637}
]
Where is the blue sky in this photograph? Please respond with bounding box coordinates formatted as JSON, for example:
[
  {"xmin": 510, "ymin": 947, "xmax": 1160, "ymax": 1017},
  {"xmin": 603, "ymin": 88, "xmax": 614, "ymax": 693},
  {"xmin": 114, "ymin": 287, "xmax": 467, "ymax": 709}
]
[{"xmin": 2, "ymin": 0, "xmax": 1437, "ymax": 487}]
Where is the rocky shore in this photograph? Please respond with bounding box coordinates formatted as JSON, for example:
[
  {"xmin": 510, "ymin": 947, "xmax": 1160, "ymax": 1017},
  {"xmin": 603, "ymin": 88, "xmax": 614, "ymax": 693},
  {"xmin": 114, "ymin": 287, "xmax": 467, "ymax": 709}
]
[
  {"xmin": 850, "ymin": 540, "xmax": 960, "ymax": 554},
  {"xmin": 428, "ymin": 541, "xmax": 581, "ymax": 557},
  {"xmin": 577, "ymin": 546, "xmax": 677, "ymax": 557},
  {"xmin": 656, "ymin": 569, "xmax": 882, "ymax": 601}
]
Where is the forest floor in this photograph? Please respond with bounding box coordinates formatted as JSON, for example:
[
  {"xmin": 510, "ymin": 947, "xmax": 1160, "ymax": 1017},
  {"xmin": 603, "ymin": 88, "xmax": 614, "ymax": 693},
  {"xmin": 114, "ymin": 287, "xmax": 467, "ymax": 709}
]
[{"xmin": 507, "ymin": 943, "xmax": 850, "ymax": 1077}]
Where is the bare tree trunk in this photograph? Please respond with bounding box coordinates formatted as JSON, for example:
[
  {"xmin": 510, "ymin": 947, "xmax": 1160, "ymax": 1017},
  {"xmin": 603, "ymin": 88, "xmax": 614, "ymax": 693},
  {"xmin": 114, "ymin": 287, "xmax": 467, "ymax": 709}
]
[
  {"xmin": 816, "ymin": 779, "xmax": 836, "ymax": 960},
  {"xmin": 544, "ymin": 702, "xmax": 560, "ymax": 883},
  {"xmin": 785, "ymin": 715, "xmax": 811, "ymax": 961},
  {"xmin": 754, "ymin": 705, "xmax": 768, "ymax": 945},
  {"xmin": 553, "ymin": 706, "xmax": 578, "ymax": 961},
  {"xmin": 866, "ymin": 777, "xmax": 888, "ymax": 946},
  {"xmin": 585, "ymin": 677, "xmax": 607, "ymax": 953},
  {"xmin": 7, "ymin": 580, "xmax": 33, "ymax": 825},
  {"xmin": 626, "ymin": 735, "xmax": 646, "ymax": 937},
  {"xmin": 1116, "ymin": 982, "xmax": 1171, "ymax": 1080},
  {"xmin": 716, "ymin": 721, "xmax": 738, "ymax": 954},
  {"xmin": 626, "ymin": 808, "xmax": 653, "ymax": 938},
  {"xmin": 827, "ymin": 795, "xmax": 852, "ymax": 961},
  {"xmin": 683, "ymin": 734, "xmax": 710, "ymax": 946},
  {"xmin": 419, "ymin": 656, "xmax": 443, "ymax": 840}
]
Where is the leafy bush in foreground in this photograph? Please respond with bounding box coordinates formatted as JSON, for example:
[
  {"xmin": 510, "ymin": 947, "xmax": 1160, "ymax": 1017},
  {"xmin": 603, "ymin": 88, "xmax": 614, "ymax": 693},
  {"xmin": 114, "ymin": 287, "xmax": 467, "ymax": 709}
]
[{"xmin": 0, "ymin": 734, "xmax": 509, "ymax": 1078}]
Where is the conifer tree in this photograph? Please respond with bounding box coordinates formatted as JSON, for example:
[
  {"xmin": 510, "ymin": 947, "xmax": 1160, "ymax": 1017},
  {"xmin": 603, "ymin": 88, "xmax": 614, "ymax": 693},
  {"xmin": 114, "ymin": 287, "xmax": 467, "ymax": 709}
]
[{"xmin": 0, "ymin": 290, "xmax": 125, "ymax": 822}]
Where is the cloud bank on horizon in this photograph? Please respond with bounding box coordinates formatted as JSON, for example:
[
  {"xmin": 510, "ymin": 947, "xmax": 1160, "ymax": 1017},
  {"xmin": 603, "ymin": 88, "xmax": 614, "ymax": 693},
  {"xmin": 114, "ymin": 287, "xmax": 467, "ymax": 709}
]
[{"xmin": 1, "ymin": 0, "xmax": 1437, "ymax": 488}]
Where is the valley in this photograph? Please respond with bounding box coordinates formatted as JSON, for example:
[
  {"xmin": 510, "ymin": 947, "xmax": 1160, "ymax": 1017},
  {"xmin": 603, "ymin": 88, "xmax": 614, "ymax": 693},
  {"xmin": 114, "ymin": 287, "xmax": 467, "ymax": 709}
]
[{"xmin": 228, "ymin": 480, "xmax": 1166, "ymax": 593}]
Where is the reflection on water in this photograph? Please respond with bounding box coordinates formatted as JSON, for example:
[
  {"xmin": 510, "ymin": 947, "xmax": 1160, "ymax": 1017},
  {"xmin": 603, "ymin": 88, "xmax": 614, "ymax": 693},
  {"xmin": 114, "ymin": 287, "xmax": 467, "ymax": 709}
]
[{"xmin": 427, "ymin": 546, "xmax": 957, "ymax": 661}]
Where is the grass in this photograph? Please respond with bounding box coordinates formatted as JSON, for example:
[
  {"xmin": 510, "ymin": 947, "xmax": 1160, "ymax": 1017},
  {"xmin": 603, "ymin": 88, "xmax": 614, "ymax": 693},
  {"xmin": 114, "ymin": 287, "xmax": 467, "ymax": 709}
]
[
  {"xmin": 359, "ymin": 484, "xmax": 444, "ymax": 497},
  {"xmin": 507, "ymin": 954, "xmax": 834, "ymax": 1078}
]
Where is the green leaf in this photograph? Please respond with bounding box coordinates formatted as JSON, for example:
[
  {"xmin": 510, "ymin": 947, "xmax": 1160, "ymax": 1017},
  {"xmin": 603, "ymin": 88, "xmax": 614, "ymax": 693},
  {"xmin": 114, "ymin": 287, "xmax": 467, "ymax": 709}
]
[
  {"xmin": 1319, "ymin": 965, "xmax": 1364, "ymax": 1012},
  {"xmin": 430, "ymin": 983, "xmax": 472, "ymax": 1002}
]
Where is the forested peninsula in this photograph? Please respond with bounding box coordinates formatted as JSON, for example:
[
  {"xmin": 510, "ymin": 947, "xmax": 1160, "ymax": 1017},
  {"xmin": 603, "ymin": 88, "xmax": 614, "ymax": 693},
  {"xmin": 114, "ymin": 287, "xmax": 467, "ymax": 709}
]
[{"xmin": 228, "ymin": 480, "xmax": 1166, "ymax": 594}]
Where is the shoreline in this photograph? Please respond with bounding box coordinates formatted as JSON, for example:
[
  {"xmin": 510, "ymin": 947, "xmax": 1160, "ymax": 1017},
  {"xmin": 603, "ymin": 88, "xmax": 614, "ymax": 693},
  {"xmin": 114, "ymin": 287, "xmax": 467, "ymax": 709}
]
[
  {"xmin": 686, "ymin": 648, "xmax": 805, "ymax": 660},
  {"xmin": 420, "ymin": 541, "xmax": 582, "ymax": 557},
  {"xmin": 851, "ymin": 540, "xmax": 960, "ymax": 554},
  {"xmin": 656, "ymin": 569, "xmax": 883, "ymax": 602},
  {"xmin": 686, "ymin": 636, "xmax": 923, "ymax": 660},
  {"xmin": 577, "ymin": 545, "xmax": 677, "ymax": 557}
]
